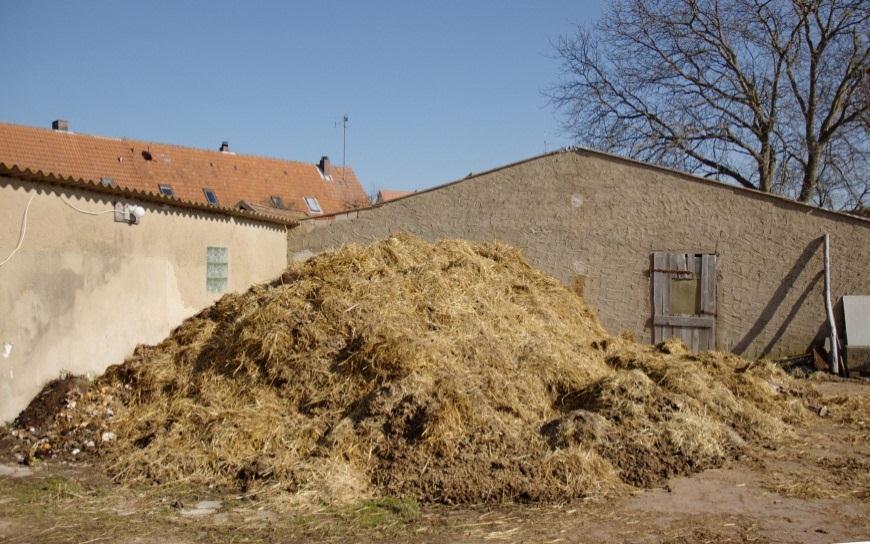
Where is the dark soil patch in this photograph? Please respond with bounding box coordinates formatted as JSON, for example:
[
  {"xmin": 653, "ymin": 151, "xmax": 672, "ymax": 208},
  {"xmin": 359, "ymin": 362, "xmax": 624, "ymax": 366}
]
[{"xmin": 13, "ymin": 375, "xmax": 88, "ymax": 432}]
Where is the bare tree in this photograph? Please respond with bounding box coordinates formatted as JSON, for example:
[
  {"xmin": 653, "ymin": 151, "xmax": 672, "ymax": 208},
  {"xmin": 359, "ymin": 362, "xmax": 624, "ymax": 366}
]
[{"xmin": 548, "ymin": 0, "xmax": 869, "ymax": 210}]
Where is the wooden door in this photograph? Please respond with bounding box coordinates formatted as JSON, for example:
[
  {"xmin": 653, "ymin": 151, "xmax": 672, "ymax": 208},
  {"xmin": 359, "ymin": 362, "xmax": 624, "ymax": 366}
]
[{"xmin": 652, "ymin": 252, "xmax": 717, "ymax": 351}]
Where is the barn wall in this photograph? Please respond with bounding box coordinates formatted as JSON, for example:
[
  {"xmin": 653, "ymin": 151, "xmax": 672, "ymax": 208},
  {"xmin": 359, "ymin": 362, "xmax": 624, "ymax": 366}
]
[
  {"xmin": 288, "ymin": 150, "xmax": 870, "ymax": 360},
  {"xmin": 0, "ymin": 177, "xmax": 288, "ymax": 422}
]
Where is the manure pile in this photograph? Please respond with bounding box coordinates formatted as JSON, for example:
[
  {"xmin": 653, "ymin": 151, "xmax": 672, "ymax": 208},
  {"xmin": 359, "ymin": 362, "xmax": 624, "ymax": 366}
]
[{"xmin": 21, "ymin": 236, "xmax": 809, "ymax": 504}]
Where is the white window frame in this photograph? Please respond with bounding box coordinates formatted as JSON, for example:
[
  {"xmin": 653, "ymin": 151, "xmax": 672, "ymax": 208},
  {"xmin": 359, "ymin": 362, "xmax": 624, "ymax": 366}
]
[
  {"xmin": 304, "ymin": 196, "xmax": 322, "ymax": 214},
  {"xmin": 316, "ymin": 166, "xmax": 333, "ymax": 182}
]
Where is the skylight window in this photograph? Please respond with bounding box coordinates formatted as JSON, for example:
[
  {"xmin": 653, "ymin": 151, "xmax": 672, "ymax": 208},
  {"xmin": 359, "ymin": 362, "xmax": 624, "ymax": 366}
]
[
  {"xmin": 158, "ymin": 184, "xmax": 174, "ymax": 197},
  {"xmin": 304, "ymin": 196, "xmax": 322, "ymax": 214},
  {"xmin": 203, "ymin": 188, "xmax": 219, "ymax": 206},
  {"xmin": 270, "ymin": 195, "xmax": 285, "ymax": 209}
]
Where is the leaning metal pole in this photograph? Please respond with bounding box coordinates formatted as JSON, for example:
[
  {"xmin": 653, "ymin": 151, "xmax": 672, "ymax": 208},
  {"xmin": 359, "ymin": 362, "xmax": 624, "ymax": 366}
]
[{"xmin": 823, "ymin": 234, "xmax": 840, "ymax": 375}]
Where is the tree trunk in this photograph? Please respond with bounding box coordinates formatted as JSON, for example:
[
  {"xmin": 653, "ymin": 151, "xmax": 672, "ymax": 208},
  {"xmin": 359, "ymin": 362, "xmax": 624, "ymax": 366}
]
[
  {"xmin": 798, "ymin": 144, "xmax": 821, "ymax": 202},
  {"xmin": 758, "ymin": 142, "xmax": 775, "ymax": 193}
]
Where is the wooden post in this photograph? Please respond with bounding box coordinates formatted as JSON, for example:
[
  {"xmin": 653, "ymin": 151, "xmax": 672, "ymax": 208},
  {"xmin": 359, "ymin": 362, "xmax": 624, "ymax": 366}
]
[{"xmin": 823, "ymin": 234, "xmax": 840, "ymax": 375}]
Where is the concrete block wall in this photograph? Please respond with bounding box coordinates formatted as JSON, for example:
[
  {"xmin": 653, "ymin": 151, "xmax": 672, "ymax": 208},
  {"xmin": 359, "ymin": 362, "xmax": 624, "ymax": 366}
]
[{"xmin": 288, "ymin": 150, "xmax": 870, "ymax": 359}]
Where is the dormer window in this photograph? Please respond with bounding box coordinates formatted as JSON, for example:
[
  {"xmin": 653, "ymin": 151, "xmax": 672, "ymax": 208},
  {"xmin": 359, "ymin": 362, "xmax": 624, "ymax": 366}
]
[
  {"xmin": 316, "ymin": 165, "xmax": 333, "ymax": 182},
  {"xmin": 203, "ymin": 188, "xmax": 219, "ymax": 206},
  {"xmin": 270, "ymin": 195, "xmax": 285, "ymax": 209},
  {"xmin": 158, "ymin": 184, "xmax": 174, "ymax": 197},
  {"xmin": 304, "ymin": 196, "xmax": 322, "ymax": 214}
]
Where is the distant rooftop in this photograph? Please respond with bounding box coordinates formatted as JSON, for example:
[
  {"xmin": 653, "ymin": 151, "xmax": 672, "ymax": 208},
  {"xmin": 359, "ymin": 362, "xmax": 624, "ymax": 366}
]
[
  {"xmin": 0, "ymin": 121, "xmax": 369, "ymax": 216},
  {"xmin": 376, "ymin": 189, "xmax": 414, "ymax": 204}
]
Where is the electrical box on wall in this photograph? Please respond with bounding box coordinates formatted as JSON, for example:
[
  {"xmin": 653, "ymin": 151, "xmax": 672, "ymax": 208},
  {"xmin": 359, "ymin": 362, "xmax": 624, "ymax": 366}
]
[{"xmin": 114, "ymin": 202, "xmax": 146, "ymax": 224}]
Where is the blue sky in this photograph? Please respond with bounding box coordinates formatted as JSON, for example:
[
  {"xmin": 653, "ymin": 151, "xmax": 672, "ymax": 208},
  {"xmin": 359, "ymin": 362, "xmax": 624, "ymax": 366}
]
[{"xmin": 0, "ymin": 1, "xmax": 604, "ymax": 195}]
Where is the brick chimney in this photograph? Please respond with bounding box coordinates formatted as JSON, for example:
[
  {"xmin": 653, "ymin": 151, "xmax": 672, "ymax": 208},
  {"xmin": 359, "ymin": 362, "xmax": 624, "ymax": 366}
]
[
  {"xmin": 219, "ymin": 141, "xmax": 230, "ymax": 152},
  {"xmin": 319, "ymin": 156, "xmax": 332, "ymax": 175},
  {"xmin": 51, "ymin": 119, "xmax": 69, "ymax": 131}
]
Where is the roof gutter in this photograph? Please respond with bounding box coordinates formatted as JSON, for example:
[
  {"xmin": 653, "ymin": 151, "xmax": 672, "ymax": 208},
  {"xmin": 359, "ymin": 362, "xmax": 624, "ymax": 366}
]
[{"xmin": 0, "ymin": 163, "xmax": 299, "ymax": 228}]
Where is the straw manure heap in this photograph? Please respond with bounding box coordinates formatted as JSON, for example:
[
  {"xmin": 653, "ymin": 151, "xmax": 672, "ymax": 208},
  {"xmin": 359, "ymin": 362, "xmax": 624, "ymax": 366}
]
[{"xmin": 31, "ymin": 235, "xmax": 809, "ymax": 504}]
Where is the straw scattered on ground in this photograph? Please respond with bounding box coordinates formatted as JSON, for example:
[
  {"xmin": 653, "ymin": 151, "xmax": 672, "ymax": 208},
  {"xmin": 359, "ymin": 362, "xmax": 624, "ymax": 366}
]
[{"xmin": 12, "ymin": 235, "xmax": 812, "ymax": 504}]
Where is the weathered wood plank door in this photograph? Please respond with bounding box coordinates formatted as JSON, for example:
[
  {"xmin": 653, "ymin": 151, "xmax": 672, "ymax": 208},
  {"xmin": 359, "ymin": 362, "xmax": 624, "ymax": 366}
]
[{"xmin": 652, "ymin": 252, "xmax": 717, "ymax": 351}]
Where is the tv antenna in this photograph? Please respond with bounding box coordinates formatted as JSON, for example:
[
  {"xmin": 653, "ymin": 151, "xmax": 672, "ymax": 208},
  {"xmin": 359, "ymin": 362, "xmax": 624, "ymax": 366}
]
[{"xmin": 335, "ymin": 114, "xmax": 349, "ymax": 181}]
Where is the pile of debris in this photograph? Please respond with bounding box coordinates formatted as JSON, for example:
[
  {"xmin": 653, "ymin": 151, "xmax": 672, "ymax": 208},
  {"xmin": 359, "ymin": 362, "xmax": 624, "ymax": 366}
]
[
  {"xmin": 7, "ymin": 235, "xmax": 811, "ymax": 504},
  {"xmin": 5, "ymin": 376, "xmax": 122, "ymax": 464}
]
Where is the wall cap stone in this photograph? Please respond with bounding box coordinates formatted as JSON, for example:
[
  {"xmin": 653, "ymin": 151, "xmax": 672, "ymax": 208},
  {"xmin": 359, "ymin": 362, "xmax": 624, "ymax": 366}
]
[{"xmin": 301, "ymin": 148, "xmax": 870, "ymax": 228}]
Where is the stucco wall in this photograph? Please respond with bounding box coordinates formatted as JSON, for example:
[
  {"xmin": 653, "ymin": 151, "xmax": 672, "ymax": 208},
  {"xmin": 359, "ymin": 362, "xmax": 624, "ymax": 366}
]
[
  {"xmin": 288, "ymin": 150, "xmax": 870, "ymax": 360},
  {"xmin": 0, "ymin": 177, "xmax": 288, "ymax": 422}
]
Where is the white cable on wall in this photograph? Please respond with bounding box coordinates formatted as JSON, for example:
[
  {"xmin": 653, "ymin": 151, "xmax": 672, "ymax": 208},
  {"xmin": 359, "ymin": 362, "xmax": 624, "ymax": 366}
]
[
  {"xmin": 1, "ymin": 194, "xmax": 115, "ymax": 269},
  {"xmin": 0, "ymin": 193, "xmax": 36, "ymax": 268},
  {"xmin": 59, "ymin": 196, "xmax": 115, "ymax": 215}
]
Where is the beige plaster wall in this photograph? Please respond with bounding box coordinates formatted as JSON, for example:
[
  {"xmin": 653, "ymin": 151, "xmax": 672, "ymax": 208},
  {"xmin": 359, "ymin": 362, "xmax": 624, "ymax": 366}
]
[
  {"xmin": 288, "ymin": 150, "xmax": 870, "ymax": 360},
  {"xmin": 0, "ymin": 177, "xmax": 288, "ymax": 422}
]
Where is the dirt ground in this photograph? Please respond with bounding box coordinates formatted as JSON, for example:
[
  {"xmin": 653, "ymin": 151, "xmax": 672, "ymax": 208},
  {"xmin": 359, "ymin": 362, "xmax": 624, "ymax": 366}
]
[{"xmin": 1, "ymin": 379, "xmax": 867, "ymax": 544}]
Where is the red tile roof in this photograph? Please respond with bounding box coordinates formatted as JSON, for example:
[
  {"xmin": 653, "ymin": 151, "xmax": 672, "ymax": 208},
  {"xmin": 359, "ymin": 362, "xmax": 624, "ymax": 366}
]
[
  {"xmin": 376, "ymin": 189, "xmax": 413, "ymax": 203},
  {"xmin": 0, "ymin": 122, "xmax": 369, "ymax": 216},
  {"xmin": 237, "ymin": 200, "xmax": 309, "ymax": 221}
]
